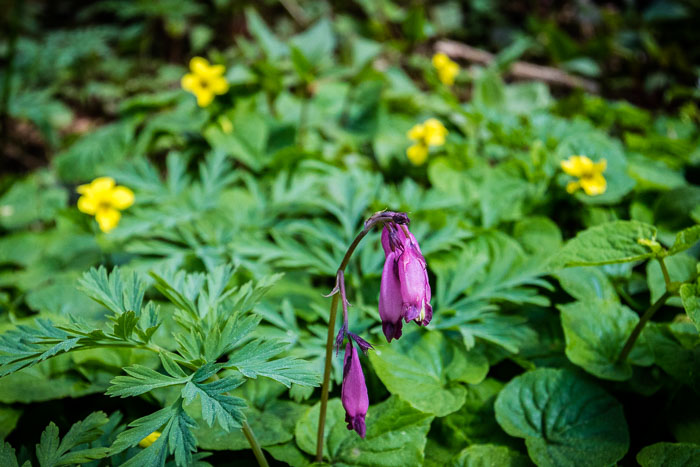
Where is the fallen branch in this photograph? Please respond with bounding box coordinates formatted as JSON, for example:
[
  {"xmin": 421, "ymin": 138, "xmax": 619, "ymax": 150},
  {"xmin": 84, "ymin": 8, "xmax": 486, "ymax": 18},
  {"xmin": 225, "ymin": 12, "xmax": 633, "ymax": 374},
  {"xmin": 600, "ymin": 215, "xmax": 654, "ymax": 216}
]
[{"xmin": 435, "ymin": 40, "xmax": 599, "ymax": 94}]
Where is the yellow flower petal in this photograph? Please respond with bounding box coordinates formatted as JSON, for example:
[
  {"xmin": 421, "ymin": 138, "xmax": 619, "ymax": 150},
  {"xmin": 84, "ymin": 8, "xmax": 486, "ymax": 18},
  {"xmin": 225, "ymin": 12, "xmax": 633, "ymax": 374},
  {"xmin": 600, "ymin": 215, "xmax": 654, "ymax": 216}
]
[
  {"xmin": 566, "ymin": 181, "xmax": 581, "ymax": 194},
  {"xmin": 432, "ymin": 53, "xmax": 449, "ymax": 69},
  {"xmin": 189, "ymin": 57, "xmax": 211, "ymax": 75},
  {"xmin": 181, "ymin": 73, "xmax": 199, "ymax": 92},
  {"xmin": 109, "ymin": 186, "xmax": 135, "ymax": 210},
  {"xmin": 438, "ymin": 61, "xmax": 459, "ymax": 86},
  {"xmin": 77, "ymin": 195, "xmax": 98, "ymax": 215},
  {"xmin": 561, "ymin": 155, "xmax": 593, "ymax": 177},
  {"xmin": 208, "ymin": 64, "xmax": 225, "ymax": 76},
  {"xmin": 406, "ymin": 143, "xmax": 429, "ymax": 165},
  {"xmin": 594, "ymin": 159, "xmax": 607, "ymax": 172},
  {"xmin": 95, "ymin": 207, "xmax": 121, "ymax": 233},
  {"xmin": 139, "ymin": 431, "xmax": 161, "ymax": 448},
  {"xmin": 195, "ymin": 89, "xmax": 215, "ymax": 107},
  {"xmin": 209, "ymin": 76, "xmax": 229, "ymax": 95},
  {"xmin": 423, "ymin": 118, "xmax": 447, "ymax": 146},
  {"xmin": 581, "ymin": 174, "xmax": 607, "ymax": 196},
  {"xmin": 407, "ymin": 124, "xmax": 424, "ymax": 141}
]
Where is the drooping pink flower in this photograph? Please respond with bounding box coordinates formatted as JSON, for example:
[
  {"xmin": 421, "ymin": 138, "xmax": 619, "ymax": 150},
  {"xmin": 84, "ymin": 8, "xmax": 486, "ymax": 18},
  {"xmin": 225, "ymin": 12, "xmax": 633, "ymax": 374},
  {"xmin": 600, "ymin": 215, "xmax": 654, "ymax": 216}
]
[
  {"xmin": 341, "ymin": 342, "xmax": 369, "ymax": 438},
  {"xmin": 378, "ymin": 223, "xmax": 432, "ymax": 342}
]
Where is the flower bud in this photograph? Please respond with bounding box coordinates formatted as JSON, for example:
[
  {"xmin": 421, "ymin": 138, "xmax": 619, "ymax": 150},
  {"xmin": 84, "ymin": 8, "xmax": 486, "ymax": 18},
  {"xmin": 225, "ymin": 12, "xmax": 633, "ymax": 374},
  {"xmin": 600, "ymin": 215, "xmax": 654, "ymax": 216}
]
[{"xmin": 341, "ymin": 342, "xmax": 369, "ymax": 438}]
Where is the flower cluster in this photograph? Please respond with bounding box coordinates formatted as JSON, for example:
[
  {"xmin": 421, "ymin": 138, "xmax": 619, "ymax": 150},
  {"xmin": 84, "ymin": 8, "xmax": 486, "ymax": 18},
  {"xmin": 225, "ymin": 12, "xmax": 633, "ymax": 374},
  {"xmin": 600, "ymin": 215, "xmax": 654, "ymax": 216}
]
[
  {"xmin": 406, "ymin": 118, "xmax": 448, "ymax": 165},
  {"xmin": 336, "ymin": 212, "xmax": 432, "ymax": 438},
  {"xmin": 560, "ymin": 155, "xmax": 607, "ymax": 196},
  {"xmin": 77, "ymin": 177, "xmax": 134, "ymax": 233},
  {"xmin": 181, "ymin": 57, "xmax": 229, "ymax": 107},
  {"xmin": 432, "ymin": 52, "xmax": 459, "ymax": 86}
]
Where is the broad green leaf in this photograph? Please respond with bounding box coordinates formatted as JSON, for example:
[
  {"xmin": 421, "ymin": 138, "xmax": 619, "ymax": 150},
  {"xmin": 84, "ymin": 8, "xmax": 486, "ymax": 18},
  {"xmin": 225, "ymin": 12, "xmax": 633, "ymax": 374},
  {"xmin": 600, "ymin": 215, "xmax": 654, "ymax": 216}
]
[
  {"xmin": 680, "ymin": 283, "xmax": 700, "ymax": 332},
  {"xmin": 290, "ymin": 18, "xmax": 336, "ymax": 66},
  {"xmin": 669, "ymin": 225, "xmax": 700, "ymax": 255},
  {"xmin": 637, "ymin": 442, "xmax": 700, "ymax": 467},
  {"xmin": 0, "ymin": 174, "xmax": 67, "ymax": 230},
  {"xmin": 559, "ymin": 299, "xmax": 652, "ymax": 380},
  {"xmin": 552, "ymin": 220, "xmax": 658, "ymax": 267},
  {"xmin": 494, "ymin": 368, "xmax": 629, "ymax": 467},
  {"xmin": 0, "ymin": 405, "xmax": 21, "ymax": 439},
  {"xmin": 369, "ymin": 331, "xmax": 482, "ymax": 416},
  {"xmin": 244, "ymin": 8, "xmax": 288, "ymax": 59},
  {"xmin": 554, "ymin": 266, "xmax": 618, "ymax": 302},
  {"xmin": 441, "ymin": 379, "xmax": 512, "ymax": 448},
  {"xmin": 646, "ymin": 323, "xmax": 700, "ymax": 392},
  {"xmin": 453, "ymin": 444, "xmax": 531, "ymax": 467},
  {"xmin": 295, "ymin": 396, "xmax": 433, "ymax": 466},
  {"xmin": 513, "ymin": 217, "xmax": 562, "ymax": 255}
]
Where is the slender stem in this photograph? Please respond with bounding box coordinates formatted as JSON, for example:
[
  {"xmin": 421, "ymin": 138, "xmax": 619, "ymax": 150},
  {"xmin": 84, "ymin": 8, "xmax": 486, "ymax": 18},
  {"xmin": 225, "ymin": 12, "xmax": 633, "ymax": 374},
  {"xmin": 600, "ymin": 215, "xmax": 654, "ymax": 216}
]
[
  {"xmin": 316, "ymin": 292, "xmax": 339, "ymax": 462},
  {"xmin": 618, "ymin": 290, "xmax": 671, "ymax": 363},
  {"xmin": 242, "ymin": 420, "xmax": 269, "ymax": 467},
  {"xmin": 315, "ymin": 212, "xmax": 406, "ymax": 462},
  {"xmin": 658, "ymin": 257, "xmax": 672, "ymax": 289}
]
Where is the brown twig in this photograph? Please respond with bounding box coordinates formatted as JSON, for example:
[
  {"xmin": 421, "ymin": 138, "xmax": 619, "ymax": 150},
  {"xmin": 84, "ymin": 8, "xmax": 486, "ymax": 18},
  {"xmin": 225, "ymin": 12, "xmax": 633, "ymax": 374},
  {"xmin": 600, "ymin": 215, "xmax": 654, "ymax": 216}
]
[{"xmin": 435, "ymin": 40, "xmax": 600, "ymax": 94}]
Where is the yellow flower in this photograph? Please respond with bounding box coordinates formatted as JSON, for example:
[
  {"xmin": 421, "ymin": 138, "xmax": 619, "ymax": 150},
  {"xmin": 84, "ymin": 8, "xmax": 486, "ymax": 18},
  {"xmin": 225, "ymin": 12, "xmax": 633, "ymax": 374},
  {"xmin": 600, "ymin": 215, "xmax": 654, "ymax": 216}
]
[
  {"xmin": 406, "ymin": 118, "xmax": 448, "ymax": 165},
  {"xmin": 77, "ymin": 177, "xmax": 134, "ymax": 233},
  {"xmin": 407, "ymin": 143, "xmax": 429, "ymax": 165},
  {"xmin": 560, "ymin": 155, "xmax": 607, "ymax": 196},
  {"xmin": 138, "ymin": 431, "xmax": 161, "ymax": 448},
  {"xmin": 432, "ymin": 53, "xmax": 459, "ymax": 86},
  {"xmin": 181, "ymin": 57, "xmax": 229, "ymax": 107},
  {"xmin": 422, "ymin": 118, "xmax": 448, "ymax": 146}
]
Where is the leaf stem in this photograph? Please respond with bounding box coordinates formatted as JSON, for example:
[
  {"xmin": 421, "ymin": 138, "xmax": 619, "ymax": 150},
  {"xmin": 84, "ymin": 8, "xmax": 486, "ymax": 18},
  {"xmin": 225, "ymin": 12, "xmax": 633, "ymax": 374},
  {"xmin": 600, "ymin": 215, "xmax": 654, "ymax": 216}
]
[
  {"xmin": 617, "ymin": 290, "xmax": 671, "ymax": 363},
  {"xmin": 315, "ymin": 211, "xmax": 406, "ymax": 462},
  {"xmin": 242, "ymin": 420, "xmax": 269, "ymax": 467},
  {"xmin": 658, "ymin": 256, "xmax": 672, "ymax": 289}
]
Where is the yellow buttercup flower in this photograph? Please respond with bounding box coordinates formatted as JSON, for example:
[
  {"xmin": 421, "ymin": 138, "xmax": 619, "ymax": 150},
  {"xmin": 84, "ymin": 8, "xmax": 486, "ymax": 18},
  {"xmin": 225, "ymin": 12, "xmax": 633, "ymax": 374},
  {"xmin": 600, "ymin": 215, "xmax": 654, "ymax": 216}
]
[
  {"xmin": 432, "ymin": 53, "xmax": 459, "ymax": 86},
  {"xmin": 406, "ymin": 143, "xmax": 429, "ymax": 165},
  {"xmin": 77, "ymin": 177, "xmax": 134, "ymax": 233},
  {"xmin": 561, "ymin": 155, "xmax": 607, "ymax": 196},
  {"xmin": 181, "ymin": 57, "xmax": 229, "ymax": 107},
  {"xmin": 406, "ymin": 118, "xmax": 448, "ymax": 165},
  {"xmin": 138, "ymin": 431, "xmax": 161, "ymax": 448}
]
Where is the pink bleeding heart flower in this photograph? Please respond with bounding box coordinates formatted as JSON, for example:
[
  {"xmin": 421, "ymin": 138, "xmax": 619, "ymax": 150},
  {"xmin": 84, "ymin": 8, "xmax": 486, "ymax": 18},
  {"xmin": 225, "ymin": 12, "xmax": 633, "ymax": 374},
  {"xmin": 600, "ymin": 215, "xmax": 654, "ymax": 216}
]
[
  {"xmin": 341, "ymin": 341, "xmax": 369, "ymax": 438},
  {"xmin": 378, "ymin": 222, "xmax": 432, "ymax": 342}
]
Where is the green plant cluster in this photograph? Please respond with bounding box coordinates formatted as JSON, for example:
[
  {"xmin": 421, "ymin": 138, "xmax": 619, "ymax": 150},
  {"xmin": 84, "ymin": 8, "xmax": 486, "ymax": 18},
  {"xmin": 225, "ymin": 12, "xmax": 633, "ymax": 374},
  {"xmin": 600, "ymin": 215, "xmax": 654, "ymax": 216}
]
[{"xmin": 1, "ymin": 2, "xmax": 700, "ymax": 467}]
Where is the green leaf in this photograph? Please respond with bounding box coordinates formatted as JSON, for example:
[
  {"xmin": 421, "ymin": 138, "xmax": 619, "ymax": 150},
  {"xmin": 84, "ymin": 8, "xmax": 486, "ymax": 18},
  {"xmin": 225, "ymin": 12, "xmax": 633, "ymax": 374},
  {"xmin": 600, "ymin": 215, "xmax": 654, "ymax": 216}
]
[
  {"xmin": 554, "ymin": 266, "xmax": 618, "ymax": 302},
  {"xmin": 289, "ymin": 18, "xmax": 336, "ymax": 66},
  {"xmin": 637, "ymin": 442, "xmax": 700, "ymax": 467},
  {"xmin": 0, "ymin": 405, "xmax": 21, "ymax": 439},
  {"xmin": 36, "ymin": 412, "xmax": 110, "ymax": 467},
  {"xmin": 295, "ymin": 396, "xmax": 433, "ymax": 466},
  {"xmin": 369, "ymin": 331, "xmax": 481, "ymax": 416},
  {"xmin": 0, "ymin": 174, "xmax": 67, "ymax": 230},
  {"xmin": 494, "ymin": 368, "xmax": 629, "ymax": 466},
  {"xmin": 552, "ymin": 220, "xmax": 658, "ymax": 267},
  {"xmin": 559, "ymin": 299, "xmax": 652, "ymax": 380},
  {"xmin": 0, "ymin": 442, "xmax": 19, "ymax": 467},
  {"xmin": 107, "ymin": 365, "xmax": 190, "ymax": 397},
  {"xmin": 225, "ymin": 340, "xmax": 320, "ymax": 388},
  {"xmin": 196, "ymin": 400, "xmax": 305, "ymax": 450},
  {"xmin": 245, "ymin": 8, "xmax": 288, "ymax": 59},
  {"xmin": 453, "ymin": 444, "xmax": 531, "ymax": 467},
  {"xmin": 78, "ymin": 266, "xmax": 146, "ymax": 317},
  {"xmin": 441, "ymin": 379, "xmax": 511, "ymax": 448},
  {"xmin": 646, "ymin": 323, "xmax": 700, "ymax": 392},
  {"xmin": 113, "ymin": 400, "xmax": 197, "ymax": 467},
  {"xmin": 647, "ymin": 254, "xmax": 696, "ymax": 306},
  {"xmin": 680, "ymin": 283, "xmax": 700, "ymax": 332},
  {"xmin": 669, "ymin": 225, "xmax": 700, "ymax": 255},
  {"xmin": 181, "ymin": 375, "xmax": 247, "ymax": 431}
]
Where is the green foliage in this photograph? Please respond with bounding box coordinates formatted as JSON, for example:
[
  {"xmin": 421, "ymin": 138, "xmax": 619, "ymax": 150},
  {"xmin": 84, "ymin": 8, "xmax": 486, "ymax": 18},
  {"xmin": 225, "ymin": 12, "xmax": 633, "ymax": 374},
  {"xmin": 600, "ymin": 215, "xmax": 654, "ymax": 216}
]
[
  {"xmin": 495, "ymin": 368, "xmax": 629, "ymax": 467},
  {"xmin": 2, "ymin": 2, "xmax": 700, "ymax": 465}
]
